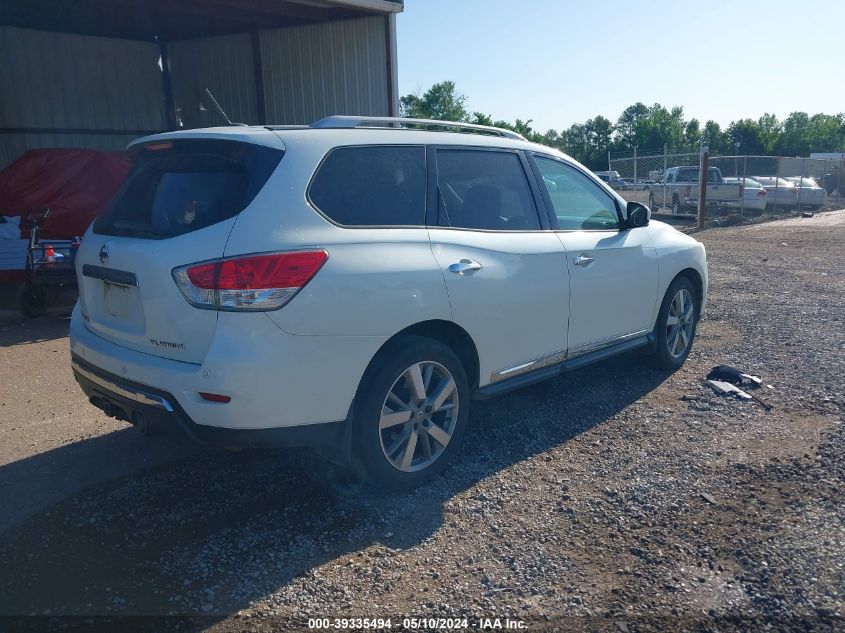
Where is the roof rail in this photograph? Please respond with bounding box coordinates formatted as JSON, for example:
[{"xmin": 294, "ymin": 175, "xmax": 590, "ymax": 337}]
[{"xmin": 310, "ymin": 115, "xmax": 526, "ymax": 140}]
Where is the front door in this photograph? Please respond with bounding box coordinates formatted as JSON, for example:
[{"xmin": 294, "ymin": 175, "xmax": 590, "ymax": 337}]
[
  {"xmin": 531, "ymin": 154, "xmax": 659, "ymax": 354},
  {"xmin": 427, "ymin": 147, "xmax": 570, "ymax": 386}
]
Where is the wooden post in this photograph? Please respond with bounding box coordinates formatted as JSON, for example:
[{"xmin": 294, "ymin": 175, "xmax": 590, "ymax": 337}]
[{"xmin": 698, "ymin": 147, "xmax": 709, "ymax": 229}]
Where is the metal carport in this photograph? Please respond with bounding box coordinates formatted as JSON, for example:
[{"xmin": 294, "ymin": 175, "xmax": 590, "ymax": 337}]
[{"xmin": 0, "ymin": 0, "xmax": 403, "ymax": 168}]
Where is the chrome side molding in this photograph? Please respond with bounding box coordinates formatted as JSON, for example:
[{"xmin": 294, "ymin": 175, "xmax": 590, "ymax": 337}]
[
  {"xmin": 490, "ymin": 330, "xmax": 650, "ymax": 383},
  {"xmin": 491, "ymin": 349, "xmax": 567, "ymax": 383}
]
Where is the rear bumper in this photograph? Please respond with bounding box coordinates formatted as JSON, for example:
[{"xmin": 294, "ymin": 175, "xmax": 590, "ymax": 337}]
[
  {"xmin": 72, "ymin": 353, "xmax": 344, "ymax": 448},
  {"xmin": 69, "ymin": 302, "xmax": 385, "ymax": 429}
]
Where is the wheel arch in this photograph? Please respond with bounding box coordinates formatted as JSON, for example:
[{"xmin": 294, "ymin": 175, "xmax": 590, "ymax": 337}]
[
  {"xmin": 359, "ymin": 320, "xmax": 480, "ymax": 394},
  {"xmin": 673, "ymin": 267, "xmax": 704, "ymax": 320}
]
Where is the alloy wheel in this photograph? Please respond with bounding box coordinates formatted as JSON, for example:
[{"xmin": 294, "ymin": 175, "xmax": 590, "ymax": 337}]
[
  {"xmin": 378, "ymin": 361, "xmax": 459, "ymax": 472},
  {"xmin": 666, "ymin": 288, "xmax": 694, "ymax": 358}
]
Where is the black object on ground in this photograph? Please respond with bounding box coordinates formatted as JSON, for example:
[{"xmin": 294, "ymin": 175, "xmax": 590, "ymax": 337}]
[{"xmin": 707, "ymin": 365, "xmax": 761, "ymax": 386}]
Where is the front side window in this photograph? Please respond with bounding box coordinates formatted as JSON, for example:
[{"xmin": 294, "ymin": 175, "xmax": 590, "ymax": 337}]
[
  {"xmin": 435, "ymin": 149, "xmax": 541, "ymax": 231},
  {"xmin": 309, "ymin": 145, "xmax": 426, "ymax": 226},
  {"xmin": 534, "ymin": 156, "xmax": 620, "ymax": 231}
]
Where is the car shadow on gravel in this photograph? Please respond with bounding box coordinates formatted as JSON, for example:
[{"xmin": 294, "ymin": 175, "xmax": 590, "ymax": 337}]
[
  {"xmin": 0, "ymin": 312, "xmax": 71, "ymax": 346},
  {"xmin": 0, "ymin": 350, "xmax": 669, "ymax": 625}
]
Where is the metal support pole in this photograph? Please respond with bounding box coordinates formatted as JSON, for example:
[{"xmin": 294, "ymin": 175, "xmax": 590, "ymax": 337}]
[
  {"xmin": 698, "ymin": 147, "xmax": 709, "ymax": 229},
  {"xmin": 633, "ymin": 146, "xmax": 638, "ymax": 184},
  {"xmin": 251, "ymin": 31, "xmax": 267, "ymax": 125},
  {"xmin": 663, "ymin": 144, "xmax": 668, "ymax": 210},
  {"xmin": 797, "ymin": 158, "xmax": 805, "ymax": 209},
  {"xmin": 607, "ymin": 151, "xmax": 611, "ymax": 173},
  {"xmin": 156, "ymin": 36, "xmax": 178, "ymax": 131},
  {"xmin": 774, "ymin": 159, "xmax": 781, "ymax": 214},
  {"xmin": 740, "ymin": 157, "xmax": 747, "ymax": 218}
]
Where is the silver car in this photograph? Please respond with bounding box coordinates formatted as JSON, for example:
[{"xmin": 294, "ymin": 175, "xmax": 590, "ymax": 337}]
[
  {"xmin": 752, "ymin": 177, "xmax": 800, "ymax": 209},
  {"xmin": 783, "ymin": 177, "xmax": 827, "ymax": 209},
  {"xmin": 724, "ymin": 177, "xmax": 768, "ymax": 212}
]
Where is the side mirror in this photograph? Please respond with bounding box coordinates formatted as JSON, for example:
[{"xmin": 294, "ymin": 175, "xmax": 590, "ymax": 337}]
[{"xmin": 625, "ymin": 201, "xmax": 650, "ymax": 229}]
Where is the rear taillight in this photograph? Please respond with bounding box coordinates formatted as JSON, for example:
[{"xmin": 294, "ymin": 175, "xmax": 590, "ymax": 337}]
[
  {"xmin": 173, "ymin": 250, "xmax": 328, "ymax": 311},
  {"xmin": 757, "ymin": 189, "xmax": 767, "ymax": 197}
]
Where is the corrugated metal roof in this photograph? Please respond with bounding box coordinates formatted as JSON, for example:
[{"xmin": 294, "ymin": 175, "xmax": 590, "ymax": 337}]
[{"xmin": 0, "ymin": 0, "xmax": 400, "ymax": 41}]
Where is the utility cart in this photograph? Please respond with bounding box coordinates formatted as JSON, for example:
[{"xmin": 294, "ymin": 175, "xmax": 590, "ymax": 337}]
[{"xmin": 17, "ymin": 209, "xmax": 80, "ymax": 318}]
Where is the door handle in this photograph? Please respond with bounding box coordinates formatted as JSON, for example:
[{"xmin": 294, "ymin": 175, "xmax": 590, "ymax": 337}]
[
  {"xmin": 573, "ymin": 255, "xmax": 595, "ymax": 267},
  {"xmin": 448, "ymin": 259, "xmax": 482, "ymax": 275}
]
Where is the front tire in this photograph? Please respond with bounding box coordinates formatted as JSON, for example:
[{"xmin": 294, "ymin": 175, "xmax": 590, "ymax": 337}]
[
  {"xmin": 352, "ymin": 336, "xmax": 470, "ymax": 490},
  {"xmin": 651, "ymin": 277, "xmax": 698, "ymax": 370}
]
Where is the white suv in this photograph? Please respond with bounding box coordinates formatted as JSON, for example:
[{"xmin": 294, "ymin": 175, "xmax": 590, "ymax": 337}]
[{"xmin": 70, "ymin": 116, "xmax": 707, "ymax": 489}]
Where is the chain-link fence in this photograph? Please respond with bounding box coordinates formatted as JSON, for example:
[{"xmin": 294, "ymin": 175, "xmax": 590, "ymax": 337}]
[{"xmin": 608, "ymin": 148, "xmax": 844, "ymax": 219}]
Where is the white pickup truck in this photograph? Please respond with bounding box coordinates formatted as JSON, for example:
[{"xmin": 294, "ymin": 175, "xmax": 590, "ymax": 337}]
[{"xmin": 647, "ymin": 166, "xmax": 743, "ymax": 215}]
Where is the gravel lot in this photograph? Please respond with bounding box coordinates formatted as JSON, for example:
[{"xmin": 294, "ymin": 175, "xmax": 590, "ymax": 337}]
[{"xmin": 0, "ymin": 212, "xmax": 843, "ymax": 632}]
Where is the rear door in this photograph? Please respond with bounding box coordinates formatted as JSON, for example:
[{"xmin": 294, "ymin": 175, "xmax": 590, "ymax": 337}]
[
  {"xmin": 530, "ymin": 154, "xmax": 659, "ymax": 353},
  {"xmin": 75, "ymin": 137, "xmax": 283, "ymax": 363},
  {"xmin": 427, "ymin": 146, "xmax": 570, "ymax": 385}
]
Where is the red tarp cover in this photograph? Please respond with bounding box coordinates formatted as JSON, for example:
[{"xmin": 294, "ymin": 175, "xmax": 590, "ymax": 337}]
[{"xmin": 0, "ymin": 148, "xmax": 131, "ymax": 240}]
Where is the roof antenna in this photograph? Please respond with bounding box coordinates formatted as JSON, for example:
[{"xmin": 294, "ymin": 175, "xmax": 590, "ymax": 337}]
[{"xmin": 203, "ymin": 88, "xmax": 246, "ymax": 126}]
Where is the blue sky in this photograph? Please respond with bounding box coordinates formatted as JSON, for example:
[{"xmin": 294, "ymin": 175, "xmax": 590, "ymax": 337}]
[{"xmin": 396, "ymin": 0, "xmax": 845, "ymax": 132}]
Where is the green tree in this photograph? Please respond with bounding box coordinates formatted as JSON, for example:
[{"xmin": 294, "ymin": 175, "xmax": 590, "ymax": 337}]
[
  {"xmin": 702, "ymin": 120, "xmax": 730, "ymax": 154},
  {"xmin": 804, "ymin": 113, "xmax": 845, "ymax": 152},
  {"xmin": 774, "ymin": 112, "xmax": 845, "ymax": 155},
  {"xmin": 726, "ymin": 119, "xmax": 764, "ymax": 155},
  {"xmin": 684, "ymin": 118, "xmax": 701, "ymax": 149},
  {"xmin": 614, "ymin": 102, "xmax": 649, "ymax": 150},
  {"xmin": 403, "ymin": 81, "xmax": 844, "ymax": 163},
  {"xmin": 775, "ymin": 112, "xmax": 811, "ymax": 156},
  {"xmin": 613, "ymin": 103, "xmax": 686, "ymax": 152},
  {"xmin": 756, "ymin": 113, "xmax": 781, "ymax": 154},
  {"xmin": 466, "ymin": 112, "xmax": 494, "ymax": 126},
  {"xmin": 399, "ymin": 81, "xmax": 467, "ymax": 121}
]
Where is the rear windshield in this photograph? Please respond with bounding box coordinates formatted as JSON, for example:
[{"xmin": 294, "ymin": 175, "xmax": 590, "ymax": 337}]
[{"xmin": 93, "ymin": 139, "xmax": 283, "ymax": 239}]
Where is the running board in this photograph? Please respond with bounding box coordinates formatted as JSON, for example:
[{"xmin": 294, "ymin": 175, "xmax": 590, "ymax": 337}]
[{"xmin": 474, "ymin": 333, "xmax": 654, "ymax": 399}]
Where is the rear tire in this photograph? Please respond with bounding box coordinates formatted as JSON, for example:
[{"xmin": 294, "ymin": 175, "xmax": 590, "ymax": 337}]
[
  {"xmin": 352, "ymin": 336, "xmax": 470, "ymax": 490},
  {"xmin": 649, "ymin": 276, "xmax": 699, "ymax": 370},
  {"xmin": 17, "ymin": 283, "xmax": 48, "ymax": 318}
]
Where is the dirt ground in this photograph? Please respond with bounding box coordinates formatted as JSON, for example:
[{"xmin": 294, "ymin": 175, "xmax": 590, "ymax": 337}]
[{"xmin": 0, "ymin": 212, "xmax": 843, "ymax": 632}]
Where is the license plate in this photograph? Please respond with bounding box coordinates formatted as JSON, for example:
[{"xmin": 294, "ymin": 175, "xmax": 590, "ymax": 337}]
[{"xmin": 103, "ymin": 282, "xmax": 132, "ymax": 318}]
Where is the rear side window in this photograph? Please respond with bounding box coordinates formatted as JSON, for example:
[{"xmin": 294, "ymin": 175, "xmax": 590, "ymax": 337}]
[
  {"xmin": 435, "ymin": 149, "xmax": 541, "ymax": 231},
  {"xmin": 94, "ymin": 139, "xmax": 283, "ymax": 239},
  {"xmin": 309, "ymin": 146, "xmax": 426, "ymax": 226}
]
